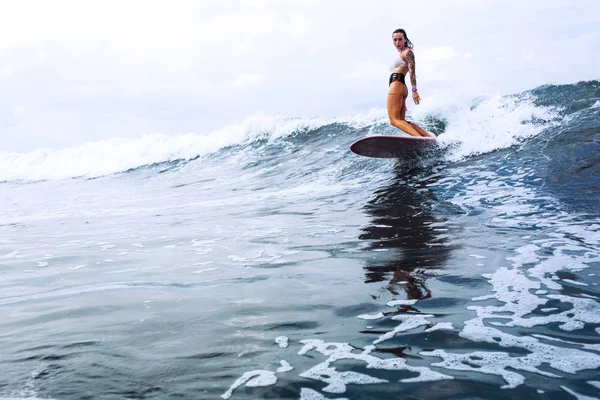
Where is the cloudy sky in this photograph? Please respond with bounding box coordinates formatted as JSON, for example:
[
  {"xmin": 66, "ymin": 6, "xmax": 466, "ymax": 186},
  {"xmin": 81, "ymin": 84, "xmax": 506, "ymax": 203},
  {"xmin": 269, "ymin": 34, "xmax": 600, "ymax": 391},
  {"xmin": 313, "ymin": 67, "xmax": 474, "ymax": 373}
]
[{"xmin": 1, "ymin": 0, "xmax": 599, "ymax": 151}]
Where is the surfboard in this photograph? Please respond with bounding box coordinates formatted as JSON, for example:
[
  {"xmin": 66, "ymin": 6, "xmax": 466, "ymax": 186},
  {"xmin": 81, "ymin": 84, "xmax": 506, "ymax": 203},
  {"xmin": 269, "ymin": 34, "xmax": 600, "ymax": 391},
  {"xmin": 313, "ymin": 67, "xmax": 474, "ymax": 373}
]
[{"xmin": 350, "ymin": 135, "xmax": 437, "ymax": 158}]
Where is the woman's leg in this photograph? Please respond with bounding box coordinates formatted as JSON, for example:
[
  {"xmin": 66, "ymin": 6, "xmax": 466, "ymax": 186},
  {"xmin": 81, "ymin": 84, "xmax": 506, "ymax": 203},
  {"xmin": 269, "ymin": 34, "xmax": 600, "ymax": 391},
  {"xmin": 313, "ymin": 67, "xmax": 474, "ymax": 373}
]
[
  {"xmin": 387, "ymin": 83, "xmax": 421, "ymax": 136},
  {"xmin": 398, "ymin": 95, "xmax": 435, "ymax": 137},
  {"xmin": 407, "ymin": 122, "xmax": 435, "ymax": 137}
]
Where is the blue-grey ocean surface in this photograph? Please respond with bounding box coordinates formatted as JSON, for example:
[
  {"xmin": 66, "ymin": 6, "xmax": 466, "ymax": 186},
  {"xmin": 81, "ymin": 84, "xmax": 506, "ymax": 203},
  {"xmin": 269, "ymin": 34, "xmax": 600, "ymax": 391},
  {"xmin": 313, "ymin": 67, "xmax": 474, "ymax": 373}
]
[{"xmin": 1, "ymin": 81, "xmax": 599, "ymax": 399}]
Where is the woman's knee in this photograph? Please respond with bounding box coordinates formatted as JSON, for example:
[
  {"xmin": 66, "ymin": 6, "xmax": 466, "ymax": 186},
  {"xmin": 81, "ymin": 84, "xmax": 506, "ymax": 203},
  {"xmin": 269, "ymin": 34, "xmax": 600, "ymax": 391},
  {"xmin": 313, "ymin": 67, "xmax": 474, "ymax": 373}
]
[{"xmin": 389, "ymin": 118, "xmax": 404, "ymax": 129}]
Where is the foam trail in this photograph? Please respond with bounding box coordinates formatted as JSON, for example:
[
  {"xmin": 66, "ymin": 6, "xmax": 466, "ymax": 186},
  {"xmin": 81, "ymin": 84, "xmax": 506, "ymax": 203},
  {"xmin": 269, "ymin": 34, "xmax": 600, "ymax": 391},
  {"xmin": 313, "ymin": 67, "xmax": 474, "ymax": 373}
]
[{"xmin": 221, "ymin": 370, "xmax": 277, "ymax": 400}]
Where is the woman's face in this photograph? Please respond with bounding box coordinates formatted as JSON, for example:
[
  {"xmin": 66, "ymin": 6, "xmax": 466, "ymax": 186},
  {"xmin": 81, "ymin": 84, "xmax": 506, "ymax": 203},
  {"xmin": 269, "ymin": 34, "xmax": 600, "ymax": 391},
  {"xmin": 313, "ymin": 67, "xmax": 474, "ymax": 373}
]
[{"xmin": 392, "ymin": 32, "xmax": 406, "ymax": 51}]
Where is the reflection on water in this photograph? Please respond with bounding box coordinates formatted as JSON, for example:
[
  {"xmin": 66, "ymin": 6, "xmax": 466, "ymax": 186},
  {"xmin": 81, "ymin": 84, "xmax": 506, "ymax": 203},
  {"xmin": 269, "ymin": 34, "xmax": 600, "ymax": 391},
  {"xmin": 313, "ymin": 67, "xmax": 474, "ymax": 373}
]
[{"xmin": 360, "ymin": 163, "xmax": 454, "ymax": 300}]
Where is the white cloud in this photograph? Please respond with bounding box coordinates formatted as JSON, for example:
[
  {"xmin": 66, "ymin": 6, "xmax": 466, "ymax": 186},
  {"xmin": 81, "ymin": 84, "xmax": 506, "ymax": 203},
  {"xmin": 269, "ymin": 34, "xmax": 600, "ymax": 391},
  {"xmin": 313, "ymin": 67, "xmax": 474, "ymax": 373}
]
[
  {"xmin": 344, "ymin": 62, "xmax": 387, "ymax": 81},
  {"xmin": 0, "ymin": 65, "xmax": 14, "ymax": 77},
  {"xmin": 231, "ymin": 73, "xmax": 266, "ymax": 88},
  {"xmin": 419, "ymin": 47, "xmax": 473, "ymax": 62}
]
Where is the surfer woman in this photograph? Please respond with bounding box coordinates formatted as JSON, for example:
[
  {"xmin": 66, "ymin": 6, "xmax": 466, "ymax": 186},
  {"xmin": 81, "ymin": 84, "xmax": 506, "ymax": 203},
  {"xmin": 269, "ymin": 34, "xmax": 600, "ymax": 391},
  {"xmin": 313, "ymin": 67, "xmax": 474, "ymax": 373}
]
[{"xmin": 387, "ymin": 29, "xmax": 434, "ymax": 137}]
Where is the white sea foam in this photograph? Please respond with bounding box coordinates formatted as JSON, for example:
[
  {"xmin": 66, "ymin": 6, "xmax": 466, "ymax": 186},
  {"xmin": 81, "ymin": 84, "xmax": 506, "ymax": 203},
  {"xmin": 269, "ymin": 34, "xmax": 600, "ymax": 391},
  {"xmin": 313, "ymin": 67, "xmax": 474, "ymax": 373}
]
[
  {"xmin": 357, "ymin": 312, "xmax": 384, "ymax": 320},
  {"xmin": 562, "ymin": 278, "xmax": 589, "ymax": 286},
  {"xmin": 299, "ymin": 389, "xmax": 348, "ymax": 400},
  {"xmin": 297, "ymin": 339, "xmax": 452, "ymax": 393},
  {"xmin": 221, "ymin": 370, "xmax": 277, "ymax": 400},
  {"xmin": 373, "ymin": 314, "xmax": 433, "ymax": 345},
  {"xmin": 1, "ymin": 250, "xmax": 24, "ymax": 258},
  {"xmin": 276, "ymin": 360, "xmax": 294, "ymax": 373},
  {"xmin": 275, "ymin": 336, "xmax": 289, "ymax": 348},
  {"xmin": 386, "ymin": 299, "xmax": 418, "ymax": 307},
  {"xmin": 298, "ymin": 341, "xmax": 389, "ymax": 393},
  {"xmin": 469, "ymin": 254, "xmax": 486, "ymax": 259},
  {"xmin": 424, "ymin": 322, "xmax": 454, "ymax": 332},
  {"xmin": 192, "ymin": 267, "xmax": 219, "ymax": 274},
  {"xmin": 432, "ymin": 93, "xmax": 558, "ymax": 161}
]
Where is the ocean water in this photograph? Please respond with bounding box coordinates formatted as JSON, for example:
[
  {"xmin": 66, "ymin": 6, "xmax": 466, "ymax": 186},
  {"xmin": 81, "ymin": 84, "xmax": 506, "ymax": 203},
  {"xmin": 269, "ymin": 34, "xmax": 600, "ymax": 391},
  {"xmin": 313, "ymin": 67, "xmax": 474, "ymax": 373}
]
[{"xmin": 0, "ymin": 80, "xmax": 599, "ymax": 400}]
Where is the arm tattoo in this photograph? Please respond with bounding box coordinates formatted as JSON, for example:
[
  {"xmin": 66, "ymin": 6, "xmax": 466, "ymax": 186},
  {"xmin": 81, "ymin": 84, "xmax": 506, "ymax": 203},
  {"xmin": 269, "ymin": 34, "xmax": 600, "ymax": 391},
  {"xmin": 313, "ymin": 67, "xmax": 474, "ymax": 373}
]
[{"xmin": 406, "ymin": 50, "xmax": 417, "ymax": 87}]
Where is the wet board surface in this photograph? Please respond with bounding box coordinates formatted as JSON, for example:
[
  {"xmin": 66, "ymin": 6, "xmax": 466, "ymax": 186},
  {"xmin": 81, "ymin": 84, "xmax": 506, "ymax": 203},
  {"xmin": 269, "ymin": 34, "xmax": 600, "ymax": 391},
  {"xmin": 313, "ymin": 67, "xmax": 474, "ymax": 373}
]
[{"xmin": 350, "ymin": 135, "xmax": 437, "ymax": 158}]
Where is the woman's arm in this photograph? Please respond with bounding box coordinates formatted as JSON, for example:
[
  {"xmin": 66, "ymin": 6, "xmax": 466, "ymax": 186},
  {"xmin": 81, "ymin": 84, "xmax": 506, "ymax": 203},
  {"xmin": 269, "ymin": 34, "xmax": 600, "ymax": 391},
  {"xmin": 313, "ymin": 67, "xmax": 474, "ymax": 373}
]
[{"xmin": 405, "ymin": 49, "xmax": 421, "ymax": 105}]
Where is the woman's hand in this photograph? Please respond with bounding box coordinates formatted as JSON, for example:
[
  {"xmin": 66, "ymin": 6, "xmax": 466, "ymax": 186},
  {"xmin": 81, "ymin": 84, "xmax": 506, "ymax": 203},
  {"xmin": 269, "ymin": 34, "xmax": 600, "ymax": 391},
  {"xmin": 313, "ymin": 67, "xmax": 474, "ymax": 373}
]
[{"xmin": 412, "ymin": 91, "xmax": 420, "ymax": 105}]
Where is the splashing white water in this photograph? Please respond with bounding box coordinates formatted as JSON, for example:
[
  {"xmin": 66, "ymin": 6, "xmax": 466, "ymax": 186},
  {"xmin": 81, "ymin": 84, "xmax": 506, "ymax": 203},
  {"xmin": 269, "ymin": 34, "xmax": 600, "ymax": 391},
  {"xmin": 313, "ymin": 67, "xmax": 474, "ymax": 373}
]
[{"xmin": 433, "ymin": 93, "xmax": 558, "ymax": 160}]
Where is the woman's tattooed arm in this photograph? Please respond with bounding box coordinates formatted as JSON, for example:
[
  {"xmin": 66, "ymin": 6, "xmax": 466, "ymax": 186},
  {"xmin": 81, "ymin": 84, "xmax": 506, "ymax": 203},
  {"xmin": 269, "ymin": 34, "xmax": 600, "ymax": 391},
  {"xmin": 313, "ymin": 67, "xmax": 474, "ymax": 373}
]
[{"xmin": 406, "ymin": 49, "xmax": 417, "ymax": 87}]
